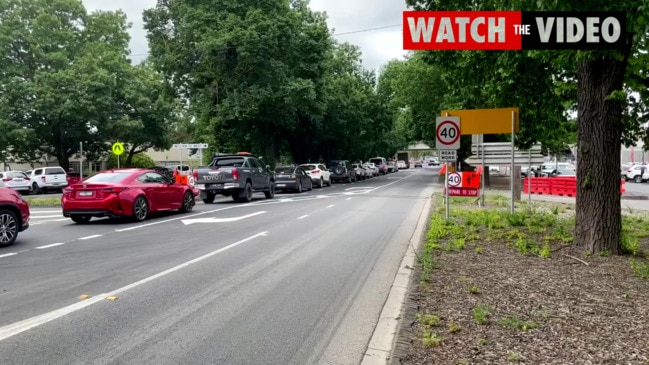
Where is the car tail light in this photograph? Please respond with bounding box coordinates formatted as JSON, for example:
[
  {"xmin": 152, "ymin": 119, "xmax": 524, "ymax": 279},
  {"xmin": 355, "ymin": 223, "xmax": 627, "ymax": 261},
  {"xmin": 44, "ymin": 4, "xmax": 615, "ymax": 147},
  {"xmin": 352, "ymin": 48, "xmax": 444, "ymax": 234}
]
[
  {"xmin": 291, "ymin": 174, "xmax": 296, "ymax": 179},
  {"xmin": 231, "ymin": 169, "xmax": 239, "ymax": 180},
  {"xmin": 2, "ymin": 178, "xmax": 12, "ymax": 182},
  {"xmin": 312, "ymin": 170, "xmax": 320, "ymax": 174},
  {"xmin": 193, "ymin": 170, "xmax": 198, "ymax": 179},
  {"xmin": 41, "ymin": 176, "xmax": 46, "ymax": 182},
  {"xmin": 63, "ymin": 187, "xmax": 72, "ymax": 194},
  {"xmin": 100, "ymin": 187, "xmax": 128, "ymax": 195},
  {"xmin": 24, "ymin": 177, "xmax": 30, "ymax": 180}
]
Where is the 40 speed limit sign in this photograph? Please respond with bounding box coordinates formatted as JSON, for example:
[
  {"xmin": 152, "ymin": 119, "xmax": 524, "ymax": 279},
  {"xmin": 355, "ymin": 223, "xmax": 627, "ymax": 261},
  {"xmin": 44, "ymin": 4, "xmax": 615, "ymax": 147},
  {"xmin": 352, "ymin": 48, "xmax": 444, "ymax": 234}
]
[
  {"xmin": 436, "ymin": 116, "xmax": 460, "ymax": 150},
  {"xmin": 447, "ymin": 172, "xmax": 461, "ymax": 187}
]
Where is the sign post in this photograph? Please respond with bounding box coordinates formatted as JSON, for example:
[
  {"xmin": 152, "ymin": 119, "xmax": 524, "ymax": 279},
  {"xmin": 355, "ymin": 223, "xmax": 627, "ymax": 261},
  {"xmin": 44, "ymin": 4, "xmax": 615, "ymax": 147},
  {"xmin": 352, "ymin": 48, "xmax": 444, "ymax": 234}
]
[
  {"xmin": 79, "ymin": 142, "xmax": 83, "ymax": 180},
  {"xmin": 510, "ymin": 110, "xmax": 515, "ymax": 214},
  {"xmin": 112, "ymin": 142, "xmax": 124, "ymax": 168},
  {"xmin": 172, "ymin": 143, "xmax": 209, "ymax": 169},
  {"xmin": 437, "ymin": 116, "xmax": 460, "ymax": 220}
]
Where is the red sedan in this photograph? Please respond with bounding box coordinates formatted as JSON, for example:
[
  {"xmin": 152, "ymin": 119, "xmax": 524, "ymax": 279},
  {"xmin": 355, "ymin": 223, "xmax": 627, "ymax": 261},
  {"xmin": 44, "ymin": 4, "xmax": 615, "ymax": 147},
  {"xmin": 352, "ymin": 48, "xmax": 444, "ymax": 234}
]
[
  {"xmin": 62, "ymin": 168, "xmax": 198, "ymax": 224},
  {"xmin": 0, "ymin": 187, "xmax": 30, "ymax": 246}
]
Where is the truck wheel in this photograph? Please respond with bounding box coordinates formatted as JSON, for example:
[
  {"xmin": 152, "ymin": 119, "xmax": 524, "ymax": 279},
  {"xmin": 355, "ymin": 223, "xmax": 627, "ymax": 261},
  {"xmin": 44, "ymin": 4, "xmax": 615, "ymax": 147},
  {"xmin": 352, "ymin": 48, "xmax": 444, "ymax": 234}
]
[
  {"xmin": 202, "ymin": 192, "xmax": 216, "ymax": 204},
  {"xmin": 241, "ymin": 182, "xmax": 253, "ymax": 202},
  {"xmin": 264, "ymin": 183, "xmax": 275, "ymax": 199}
]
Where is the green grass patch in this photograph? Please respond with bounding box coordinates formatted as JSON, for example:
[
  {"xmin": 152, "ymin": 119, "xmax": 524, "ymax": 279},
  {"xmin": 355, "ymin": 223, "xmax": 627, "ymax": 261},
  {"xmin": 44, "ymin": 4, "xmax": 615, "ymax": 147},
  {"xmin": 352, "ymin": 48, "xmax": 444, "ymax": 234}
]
[{"xmin": 25, "ymin": 197, "xmax": 61, "ymax": 207}]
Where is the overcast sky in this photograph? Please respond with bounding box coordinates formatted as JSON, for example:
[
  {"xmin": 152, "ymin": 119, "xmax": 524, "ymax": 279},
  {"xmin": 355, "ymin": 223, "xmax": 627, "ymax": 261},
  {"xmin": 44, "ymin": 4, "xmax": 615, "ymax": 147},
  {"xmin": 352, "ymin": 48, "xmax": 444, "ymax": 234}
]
[{"xmin": 81, "ymin": 0, "xmax": 408, "ymax": 72}]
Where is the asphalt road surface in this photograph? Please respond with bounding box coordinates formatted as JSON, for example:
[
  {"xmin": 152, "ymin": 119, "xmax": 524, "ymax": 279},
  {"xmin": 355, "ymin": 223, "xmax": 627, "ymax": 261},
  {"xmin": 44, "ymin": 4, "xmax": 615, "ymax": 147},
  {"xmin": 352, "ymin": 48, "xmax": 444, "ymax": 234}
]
[{"xmin": 0, "ymin": 168, "xmax": 436, "ymax": 364}]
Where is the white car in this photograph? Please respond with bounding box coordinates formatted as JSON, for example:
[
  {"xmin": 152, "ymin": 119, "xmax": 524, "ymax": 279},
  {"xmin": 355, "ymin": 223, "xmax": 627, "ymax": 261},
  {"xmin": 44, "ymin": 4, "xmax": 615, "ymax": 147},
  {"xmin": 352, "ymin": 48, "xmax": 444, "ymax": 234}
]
[
  {"xmin": 299, "ymin": 163, "xmax": 331, "ymax": 188},
  {"xmin": 26, "ymin": 166, "xmax": 68, "ymax": 193},
  {"xmin": 625, "ymin": 164, "xmax": 646, "ymax": 182},
  {"xmin": 0, "ymin": 171, "xmax": 31, "ymax": 194},
  {"xmin": 363, "ymin": 163, "xmax": 379, "ymax": 176},
  {"xmin": 397, "ymin": 160, "xmax": 407, "ymax": 169}
]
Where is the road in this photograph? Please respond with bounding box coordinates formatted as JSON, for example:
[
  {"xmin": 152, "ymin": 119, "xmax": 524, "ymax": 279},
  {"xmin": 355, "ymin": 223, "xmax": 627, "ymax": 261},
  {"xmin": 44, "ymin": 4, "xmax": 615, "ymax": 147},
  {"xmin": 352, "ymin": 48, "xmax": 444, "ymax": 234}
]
[
  {"xmin": 622, "ymin": 179, "xmax": 649, "ymax": 196},
  {"xmin": 0, "ymin": 168, "xmax": 435, "ymax": 364}
]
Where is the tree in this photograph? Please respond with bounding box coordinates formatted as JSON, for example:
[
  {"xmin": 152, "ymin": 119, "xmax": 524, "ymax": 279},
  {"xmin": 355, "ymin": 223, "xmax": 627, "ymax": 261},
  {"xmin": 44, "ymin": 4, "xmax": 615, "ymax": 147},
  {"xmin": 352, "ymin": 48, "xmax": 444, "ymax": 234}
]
[
  {"xmin": 0, "ymin": 0, "xmax": 133, "ymax": 169},
  {"xmin": 406, "ymin": 0, "xmax": 648, "ymax": 253},
  {"xmin": 107, "ymin": 63, "xmax": 177, "ymax": 166}
]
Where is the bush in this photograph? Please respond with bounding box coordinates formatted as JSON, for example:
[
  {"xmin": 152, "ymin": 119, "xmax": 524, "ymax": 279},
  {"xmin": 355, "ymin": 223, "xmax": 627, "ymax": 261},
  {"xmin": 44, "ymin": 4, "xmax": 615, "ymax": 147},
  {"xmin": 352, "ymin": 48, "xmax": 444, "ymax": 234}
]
[{"xmin": 106, "ymin": 153, "xmax": 155, "ymax": 168}]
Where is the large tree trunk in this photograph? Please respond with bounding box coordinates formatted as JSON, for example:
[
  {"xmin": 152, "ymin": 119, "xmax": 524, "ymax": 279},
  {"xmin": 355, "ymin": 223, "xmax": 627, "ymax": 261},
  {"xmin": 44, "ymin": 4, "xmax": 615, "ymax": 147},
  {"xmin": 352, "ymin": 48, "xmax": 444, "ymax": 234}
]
[{"xmin": 575, "ymin": 51, "xmax": 630, "ymax": 254}]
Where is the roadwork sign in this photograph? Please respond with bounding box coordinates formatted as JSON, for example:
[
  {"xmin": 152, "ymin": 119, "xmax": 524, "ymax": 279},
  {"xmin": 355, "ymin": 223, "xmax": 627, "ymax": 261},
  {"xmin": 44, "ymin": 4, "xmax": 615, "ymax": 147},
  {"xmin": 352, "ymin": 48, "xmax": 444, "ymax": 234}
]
[
  {"xmin": 447, "ymin": 172, "xmax": 461, "ymax": 187},
  {"xmin": 436, "ymin": 117, "xmax": 460, "ymax": 149},
  {"xmin": 439, "ymin": 149, "xmax": 457, "ymax": 161},
  {"xmin": 112, "ymin": 142, "xmax": 124, "ymax": 156}
]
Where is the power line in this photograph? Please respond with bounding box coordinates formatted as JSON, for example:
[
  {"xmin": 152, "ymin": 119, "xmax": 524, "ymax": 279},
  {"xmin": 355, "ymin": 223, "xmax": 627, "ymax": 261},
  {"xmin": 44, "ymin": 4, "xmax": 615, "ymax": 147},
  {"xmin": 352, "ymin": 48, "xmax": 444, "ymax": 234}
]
[{"xmin": 129, "ymin": 23, "xmax": 402, "ymax": 58}]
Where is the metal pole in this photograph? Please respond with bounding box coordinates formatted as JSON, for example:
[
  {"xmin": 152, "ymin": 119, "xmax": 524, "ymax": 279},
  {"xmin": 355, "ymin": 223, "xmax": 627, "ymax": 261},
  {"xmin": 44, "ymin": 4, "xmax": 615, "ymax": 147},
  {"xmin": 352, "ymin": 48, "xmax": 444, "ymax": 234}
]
[
  {"xmin": 480, "ymin": 134, "xmax": 485, "ymax": 207},
  {"xmin": 445, "ymin": 162, "xmax": 450, "ymax": 219},
  {"xmin": 199, "ymin": 148, "xmax": 203, "ymax": 166},
  {"xmin": 117, "ymin": 155, "xmax": 120, "ymax": 169},
  {"xmin": 528, "ymin": 148, "xmax": 532, "ymax": 208},
  {"xmin": 79, "ymin": 142, "xmax": 83, "ymax": 180},
  {"xmin": 180, "ymin": 148, "xmax": 183, "ymax": 173},
  {"xmin": 510, "ymin": 111, "xmax": 515, "ymax": 214}
]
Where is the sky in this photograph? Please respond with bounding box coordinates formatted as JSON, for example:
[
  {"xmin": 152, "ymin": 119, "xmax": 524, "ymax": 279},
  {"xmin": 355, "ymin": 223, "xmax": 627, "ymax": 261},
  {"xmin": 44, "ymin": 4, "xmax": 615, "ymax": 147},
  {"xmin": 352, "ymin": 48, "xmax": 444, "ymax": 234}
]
[{"xmin": 81, "ymin": 0, "xmax": 409, "ymax": 72}]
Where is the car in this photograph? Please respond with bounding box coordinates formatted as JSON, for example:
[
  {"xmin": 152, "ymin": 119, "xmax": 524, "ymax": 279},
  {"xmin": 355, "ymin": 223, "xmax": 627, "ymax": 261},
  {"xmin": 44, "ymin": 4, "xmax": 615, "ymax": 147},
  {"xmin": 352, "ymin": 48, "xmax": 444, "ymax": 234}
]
[
  {"xmin": 414, "ymin": 160, "xmax": 423, "ymax": 168},
  {"xmin": 328, "ymin": 160, "xmax": 357, "ymax": 183},
  {"xmin": 274, "ymin": 166, "xmax": 313, "ymax": 192},
  {"xmin": 26, "ymin": 166, "xmax": 68, "ymax": 194},
  {"xmin": 397, "ymin": 160, "xmax": 407, "ymax": 169},
  {"xmin": 61, "ymin": 168, "xmax": 198, "ymax": 224},
  {"xmin": 0, "ymin": 171, "xmax": 31, "ymax": 194},
  {"xmin": 369, "ymin": 157, "xmax": 388, "ymax": 174},
  {"xmin": 300, "ymin": 163, "xmax": 331, "ymax": 187},
  {"xmin": 0, "ymin": 187, "xmax": 30, "ymax": 246}
]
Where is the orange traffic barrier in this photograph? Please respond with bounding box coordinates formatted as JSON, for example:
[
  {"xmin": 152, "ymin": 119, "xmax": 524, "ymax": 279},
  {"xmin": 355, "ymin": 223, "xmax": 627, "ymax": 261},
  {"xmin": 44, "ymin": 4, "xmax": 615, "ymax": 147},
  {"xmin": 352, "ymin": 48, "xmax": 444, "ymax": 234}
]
[
  {"xmin": 175, "ymin": 175, "xmax": 189, "ymax": 185},
  {"xmin": 523, "ymin": 177, "xmax": 625, "ymax": 197}
]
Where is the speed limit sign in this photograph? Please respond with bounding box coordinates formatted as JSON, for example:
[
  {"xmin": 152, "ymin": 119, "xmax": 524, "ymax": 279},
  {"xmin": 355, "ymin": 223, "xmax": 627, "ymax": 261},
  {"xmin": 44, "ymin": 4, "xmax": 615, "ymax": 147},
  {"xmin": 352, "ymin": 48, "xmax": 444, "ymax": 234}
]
[
  {"xmin": 447, "ymin": 172, "xmax": 461, "ymax": 187},
  {"xmin": 436, "ymin": 116, "xmax": 460, "ymax": 149}
]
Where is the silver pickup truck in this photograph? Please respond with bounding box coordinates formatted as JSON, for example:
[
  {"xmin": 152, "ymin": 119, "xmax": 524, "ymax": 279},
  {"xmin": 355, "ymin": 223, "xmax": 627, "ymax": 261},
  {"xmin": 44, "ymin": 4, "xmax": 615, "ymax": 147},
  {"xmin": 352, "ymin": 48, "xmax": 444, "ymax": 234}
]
[{"xmin": 192, "ymin": 153, "xmax": 275, "ymax": 203}]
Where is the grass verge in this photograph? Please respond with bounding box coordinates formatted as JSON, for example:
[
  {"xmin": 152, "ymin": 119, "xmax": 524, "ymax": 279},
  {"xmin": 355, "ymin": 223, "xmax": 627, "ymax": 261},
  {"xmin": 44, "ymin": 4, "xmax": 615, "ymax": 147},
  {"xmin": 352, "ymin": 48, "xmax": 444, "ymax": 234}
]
[
  {"xmin": 24, "ymin": 197, "xmax": 61, "ymax": 207},
  {"xmin": 405, "ymin": 193, "xmax": 649, "ymax": 364}
]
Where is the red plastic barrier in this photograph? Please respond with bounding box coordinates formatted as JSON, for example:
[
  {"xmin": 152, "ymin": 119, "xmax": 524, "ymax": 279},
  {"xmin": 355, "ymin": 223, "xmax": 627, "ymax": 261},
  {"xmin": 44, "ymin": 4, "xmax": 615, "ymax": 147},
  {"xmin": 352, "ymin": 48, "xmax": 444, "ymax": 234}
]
[{"xmin": 523, "ymin": 177, "xmax": 625, "ymax": 197}]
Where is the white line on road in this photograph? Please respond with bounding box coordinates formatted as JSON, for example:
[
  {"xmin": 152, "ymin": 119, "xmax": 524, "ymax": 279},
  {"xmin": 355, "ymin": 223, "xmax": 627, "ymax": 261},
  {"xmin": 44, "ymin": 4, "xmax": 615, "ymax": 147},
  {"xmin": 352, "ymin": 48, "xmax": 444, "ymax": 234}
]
[
  {"xmin": 35, "ymin": 243, "xmax": 65, "ymax": 249},
  {"xmin": 29, "ymin": 215, "xmax": 63, "ymax": 219},
  {"xmin": 346, "ymin": 198, "xmax": 352, "ymax": 200},
  {"xmin": 0, "ymin": 231, "xmax": 268, "ymax": 342},
  {"xmin": 0, "ymin": 253, "xmax": 17, "ymax": 258},
  {"xmin": 78, "ymin": 235, "xmax": 102, "ymax": 240},
  {"xmin": 297, "ymin": 215, "xmax": 309, "ymax": 219},
  {"xmin": 181, "ymin": 211, "xmax": 266, "ymax": 225},
  {"xmin": 327, "ymin": 204, "xmax": 334, "ymax": 208},
  {"xmin": 27, "ymin": 210, "xmax": 61, "ymax": 213}
]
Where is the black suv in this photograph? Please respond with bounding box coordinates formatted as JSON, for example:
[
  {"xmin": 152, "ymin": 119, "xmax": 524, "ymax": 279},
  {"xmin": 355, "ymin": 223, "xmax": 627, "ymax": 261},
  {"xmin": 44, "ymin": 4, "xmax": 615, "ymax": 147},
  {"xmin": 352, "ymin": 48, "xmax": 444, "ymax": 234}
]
[{"xmin": 328, "ymin": 160, "xmax": 357, "ymax": 183}]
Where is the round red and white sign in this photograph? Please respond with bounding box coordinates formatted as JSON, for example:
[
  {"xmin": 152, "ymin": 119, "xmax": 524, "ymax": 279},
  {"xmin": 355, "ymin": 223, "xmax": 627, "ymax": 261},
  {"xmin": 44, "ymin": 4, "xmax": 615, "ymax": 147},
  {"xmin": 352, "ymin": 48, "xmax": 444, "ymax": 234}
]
[
  {"xmin": 447, "ymin": 172, "xmax": 461, "ymax": 187},
  {"xmin": 436, "ymin": 120, "xmax": 460, "ymax": 146}
]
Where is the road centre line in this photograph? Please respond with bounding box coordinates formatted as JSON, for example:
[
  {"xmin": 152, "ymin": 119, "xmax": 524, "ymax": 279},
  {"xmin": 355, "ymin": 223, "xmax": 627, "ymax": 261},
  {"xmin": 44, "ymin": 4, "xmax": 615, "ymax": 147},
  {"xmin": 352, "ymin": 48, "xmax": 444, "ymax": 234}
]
[
  {"xmin": 0, "ymin": 253, "xmax": 17, "ymax": 258},
  {"xmin": 0, "ymin": 231, "xmax": 268, "ymax": 342},
  {"xmin": 327, "ymin": 204, "xmax": 334, "ymax": 208},
  {"xmin": 79, "ymin": 235, "xmax": 102, "ymax": 240},
  {"xmin": 297, "ymin": 215, "xmax": 309, "ymax": 219},
  {"xmin": 35, "ymin": 243, "xmax": 65, "ymax": 249}
]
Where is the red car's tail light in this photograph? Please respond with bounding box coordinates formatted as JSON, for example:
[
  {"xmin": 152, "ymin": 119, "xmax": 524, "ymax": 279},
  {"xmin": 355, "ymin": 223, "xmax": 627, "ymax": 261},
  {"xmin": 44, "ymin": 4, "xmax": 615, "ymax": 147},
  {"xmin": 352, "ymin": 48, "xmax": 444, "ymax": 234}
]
[
  {"xmin": 100, "ymin": 187, "xmax": 128, "ymax": 194},
  {"xmin": 193, "ymin": 170, "xmax": 198, "ymax": 179}
]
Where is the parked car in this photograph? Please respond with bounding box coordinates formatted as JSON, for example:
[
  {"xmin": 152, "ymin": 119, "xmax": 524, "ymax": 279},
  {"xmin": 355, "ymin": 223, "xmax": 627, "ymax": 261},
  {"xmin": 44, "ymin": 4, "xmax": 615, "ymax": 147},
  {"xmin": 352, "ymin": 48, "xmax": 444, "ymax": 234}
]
[
  {"xmin": 61, "ymin": 168, "xmax": 198, "ymax": 224},
  {"xmin": 414, "ymin": 160, "xmax": 423, "ymax": 168},
  {"xmin": 369, "ymin": 157, "xmax": 388, "ymax": 174},
  {"xmin": 363, "ymin": 162, "xmax": 379, "ymax": 176},
  {"xmin": 387, "ymin": 161, "xmax": 398, "ymax": 173},
  {"xmin": 624, "ymin": 164, "xmax": 646, "ymax": 182},
  {"xmin": 550, "ymin": 169, "xmax": 576, "ymax": 177},
  {"xmin": 274, "ymin": 166, "xmax": 313, "ymax": 193},
  {"xmin": 397, "ymin": 160, "xmax": 407, "ymax": 169},
  {"xmin": 0, "ymin": 187, "xmax": 30, "ymax": 246},
  {"xmin": 26, "ymin": 166, "xmax": 68, "ymax": 194},
  {"xmin": 328, "ymin": 160, "xmax": 357, "ymax": 183},
  {"xmin": 0, "ymin": 171, "xmax": 31, "ymax": 194},
  {"xmin": 351, "ymin": 163, "xmax": 367, "ymax": 180},
  {"xmin": 193, "ymin": 153, "xmax": 275, "ymax": 203},
  {"xmin": 300, "ymin": 163, "xmax": 331, "ymax": 187}
]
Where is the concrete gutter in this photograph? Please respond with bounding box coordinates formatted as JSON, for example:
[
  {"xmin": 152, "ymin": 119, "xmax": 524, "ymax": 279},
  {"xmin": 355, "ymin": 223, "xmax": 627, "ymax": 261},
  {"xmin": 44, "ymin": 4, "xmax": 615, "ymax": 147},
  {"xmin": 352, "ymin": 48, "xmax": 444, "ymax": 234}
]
[{"xmin": 360, "ymin": 195, "xmax": 432, "ymax": 364}]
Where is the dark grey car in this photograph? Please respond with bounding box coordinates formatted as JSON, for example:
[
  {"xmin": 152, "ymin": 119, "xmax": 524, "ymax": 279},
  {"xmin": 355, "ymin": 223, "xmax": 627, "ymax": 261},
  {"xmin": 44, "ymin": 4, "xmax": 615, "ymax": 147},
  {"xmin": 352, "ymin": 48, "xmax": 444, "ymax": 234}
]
[
  {"xmin": 328, "ymin": 160, "xmax": 357, "ymax": 183},
  {"xmin": 274, "ymin": 166, "xmax": 313, "ymax": 193}
]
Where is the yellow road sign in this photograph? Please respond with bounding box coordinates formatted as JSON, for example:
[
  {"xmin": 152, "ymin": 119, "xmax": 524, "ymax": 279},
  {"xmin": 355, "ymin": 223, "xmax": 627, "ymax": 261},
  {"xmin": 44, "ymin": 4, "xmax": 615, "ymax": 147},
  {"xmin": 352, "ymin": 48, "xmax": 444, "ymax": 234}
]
[
  {"xmin": 112, "ymin": 142, "xmax": 124, "ymax": 155},
  {"xmin": 440, "ymin": 107, "xmax": 519, "ymax": 135}
]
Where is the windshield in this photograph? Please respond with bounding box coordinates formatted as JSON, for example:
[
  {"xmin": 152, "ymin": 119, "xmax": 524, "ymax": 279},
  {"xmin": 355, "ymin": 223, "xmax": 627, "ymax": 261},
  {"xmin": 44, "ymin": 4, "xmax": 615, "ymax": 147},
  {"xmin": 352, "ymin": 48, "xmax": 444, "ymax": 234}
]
[
  {"xmin": 83, "ymin": 171, "xmax": 132, "ymax": 183},
  {"xmin": 300, "ymin": 165, "xmax": 317, "ymax": 170},
  {"xmin": 6, "ymin": 171, "xmax": 27, "ymax": 178},
  {"xmin": 210, "ymin": 157, "xmax": 245, "ymax": 167},
  {"xmin": 328, "ymin": 161, "xmax": 343, "ymax": 168},
  {"xmin": 275, "ymin": 167, "xmax": 295, "ymax": 174},
  {"xmin": 370, "ymin": 159, "xmax": 383, "ymax": 165}
]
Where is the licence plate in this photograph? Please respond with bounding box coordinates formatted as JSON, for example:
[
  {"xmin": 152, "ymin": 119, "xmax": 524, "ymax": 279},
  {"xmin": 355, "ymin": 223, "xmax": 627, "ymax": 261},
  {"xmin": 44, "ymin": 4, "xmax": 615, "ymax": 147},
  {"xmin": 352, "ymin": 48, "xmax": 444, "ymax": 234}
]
[
  {"xmin": 79, "ymin": 191, "xmax": 93, "ymax": 196},
  {"xmin": 276, "ymin": 184, "xmax": 286, "ymax": 187},
  {"xmin": 210, "ymin": 184, "xmax": 223, "ymax": 189},
  {"xmin": 195, "ymin": 184, "xmax": 205, "ymax": 190}
]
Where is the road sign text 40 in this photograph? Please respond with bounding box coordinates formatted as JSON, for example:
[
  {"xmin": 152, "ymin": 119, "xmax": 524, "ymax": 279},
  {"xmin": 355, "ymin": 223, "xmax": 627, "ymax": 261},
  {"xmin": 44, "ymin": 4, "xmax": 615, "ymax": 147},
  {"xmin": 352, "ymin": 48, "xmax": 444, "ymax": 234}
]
[
  {"xmin": 439, "ymin": 126, "xmax": 457, "ymax": 139},
  {"xmin": 447, "ymin": 173, "xmax": 461, "ymax": 186}
]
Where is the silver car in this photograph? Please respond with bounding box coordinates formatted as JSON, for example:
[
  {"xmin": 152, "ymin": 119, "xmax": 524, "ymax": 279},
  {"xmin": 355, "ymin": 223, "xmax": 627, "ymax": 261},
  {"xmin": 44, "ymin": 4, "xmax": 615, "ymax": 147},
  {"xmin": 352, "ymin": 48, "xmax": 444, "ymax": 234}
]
[{"xmin": 0, "ymin": 171, "xmax": 31, "ymax": 193}]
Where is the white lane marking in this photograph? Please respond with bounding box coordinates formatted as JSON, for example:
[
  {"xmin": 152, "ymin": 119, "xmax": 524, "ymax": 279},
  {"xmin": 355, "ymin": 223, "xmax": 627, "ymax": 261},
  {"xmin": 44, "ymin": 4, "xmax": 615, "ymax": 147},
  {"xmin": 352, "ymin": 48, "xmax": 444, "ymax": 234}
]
[
  {"xmin": 0, "ymin": 253, "xmax": 17, "ymax": 258},
  {"xmin": 114, "ymin": 175, "xmax": 414, "ymax": 233},
  {"xmin": 0, "ymin": 231, "xmax": 268, "ymax": 342},
  {"xmin": 79, "ymin": 235, "xmax": 101, "ymax": 240},
  {"xmin": 345, "ymin": 187, "xmax": 368, "ymax": 191},
  {"xmin": 27, "ymin": 210, "xmax": 60, "ymax": 213},
  {"xmin": 29, "ymin": 215, "xmax": 63, "ymax": 219},
  {"xmin": 35, "ymin": 243, "xmax": 65, "ymax": 249},
  {"xmin": 181, "ymin": 211, "xmax": 266, "ymax": 225},
  {"xmin": 327, "ymin": 204, "xmax": 334, "ymax": 208},
  {"xmin": 297, "ymin": 215, "xmax": 309, "ymax": 219},
  {"xmin": 346, "ymin": 198, "xmax": 352, "ymax": 200}
]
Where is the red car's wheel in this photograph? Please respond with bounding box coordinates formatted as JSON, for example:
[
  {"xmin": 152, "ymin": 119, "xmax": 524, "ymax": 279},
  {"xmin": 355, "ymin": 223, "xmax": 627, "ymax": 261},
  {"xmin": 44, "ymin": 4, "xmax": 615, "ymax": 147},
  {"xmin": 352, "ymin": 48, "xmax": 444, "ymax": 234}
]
[
  {"xmin": 132, "ymin": 196, "xmax": 148, "ymax": 222},
  {"xmin": 180, "ymin": 191, "xmax": 194, "ymax": 213}
]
